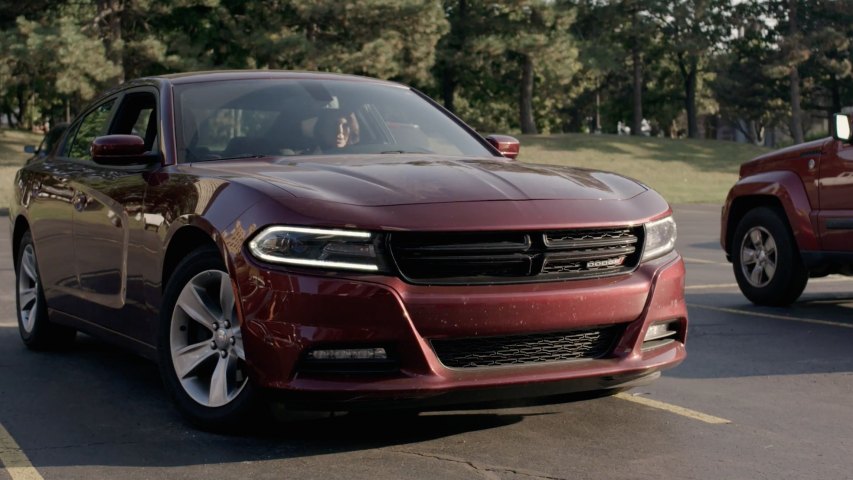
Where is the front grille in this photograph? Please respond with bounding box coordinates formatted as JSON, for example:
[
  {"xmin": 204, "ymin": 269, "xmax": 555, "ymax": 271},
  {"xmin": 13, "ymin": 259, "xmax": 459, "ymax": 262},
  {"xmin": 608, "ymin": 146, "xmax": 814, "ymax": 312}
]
[
  {"xmin": 389, "ymin": 227, "xmax": 642, "ymax": 285},
  {"xmin": 431, "ymin": 326, "xmax": 623, "ymax": 369}
]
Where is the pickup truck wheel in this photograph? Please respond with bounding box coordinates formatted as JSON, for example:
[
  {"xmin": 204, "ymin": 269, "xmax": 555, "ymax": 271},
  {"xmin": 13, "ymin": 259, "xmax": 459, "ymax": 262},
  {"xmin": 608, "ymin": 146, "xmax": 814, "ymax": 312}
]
[{"xmin": 732, "ymin": 207, "xmax": 808, "ymax": 306}]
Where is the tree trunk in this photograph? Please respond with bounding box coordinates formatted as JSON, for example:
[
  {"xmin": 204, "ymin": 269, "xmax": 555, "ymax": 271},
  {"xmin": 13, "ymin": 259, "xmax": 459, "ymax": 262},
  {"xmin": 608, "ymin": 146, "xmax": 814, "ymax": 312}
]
[
  {"xmin": 685, "ymin": 67, "xmax": 699, "ymax": 138},
  {"xmin": 788, "ymin": 0, "xmax": 804, "ymax": 144},
  {"xmin": 789, "ymin": 67, "xmax": 804, "ymax": 144},
  {"xmin": 631, "ymin": 5, "xmax": 643, "ymax": 136},
  {"xmin": 441, "ymin": 0, "xmax": 467, "ymax": 114},
  {"xmin": 98, "ymin": 0, "xmax": 124, "ymax": 85},
  {"xmin": 595, "ymin": 89, "xmax": 601, "ymax": 133},
  {"xmin": 3, "ymin": 99, "xmax": 16, "ymax": 128},
  {"xmin": 830, "ymin": 72, "xmax": 841, "ymax": 117},
  {"xmin": 520, "ymin": 54, "xmax": 537, "ymax": 134},
  {"xmin": 748, "ymin": 120, "xmax": 759, "ymax": 145},
  {"xmin": 15, "ymin": 88, "xmax": 27, "ymax": 130},
  {"xmin": 442, "ymin": 75, "xmax": 456, "ymax": 113}
]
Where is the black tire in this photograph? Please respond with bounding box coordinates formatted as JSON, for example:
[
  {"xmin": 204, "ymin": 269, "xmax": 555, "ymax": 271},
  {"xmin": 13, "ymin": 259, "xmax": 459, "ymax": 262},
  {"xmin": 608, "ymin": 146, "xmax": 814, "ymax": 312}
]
[
  {"xmin": 15, "ymin": 230, "xmax": 76, "ymax": 350},
  {"xmin": 158, "ymin": 246, "xmax": 265, "ymax": 431},
  {"xmin": 732, "ymin": 207, "xmax": 808, "ymax": 306}
]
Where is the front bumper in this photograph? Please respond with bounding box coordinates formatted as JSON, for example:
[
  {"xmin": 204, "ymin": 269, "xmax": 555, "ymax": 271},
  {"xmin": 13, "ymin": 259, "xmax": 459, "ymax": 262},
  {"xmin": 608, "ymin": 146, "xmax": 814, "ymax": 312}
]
[{"xmin": 236, "ymin": 251, "xmax": 687, "ymax": 409}]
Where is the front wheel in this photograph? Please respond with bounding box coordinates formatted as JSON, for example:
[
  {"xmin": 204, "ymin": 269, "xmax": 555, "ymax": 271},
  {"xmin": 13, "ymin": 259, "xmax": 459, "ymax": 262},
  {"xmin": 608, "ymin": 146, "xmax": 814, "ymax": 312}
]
[
  {"xmin": 158, "ymin": 247, "xmax": 263, "ymax": 431},
  {"xmin": 732, "ymin": 207, "xmax": 808, "ymax": 306}
]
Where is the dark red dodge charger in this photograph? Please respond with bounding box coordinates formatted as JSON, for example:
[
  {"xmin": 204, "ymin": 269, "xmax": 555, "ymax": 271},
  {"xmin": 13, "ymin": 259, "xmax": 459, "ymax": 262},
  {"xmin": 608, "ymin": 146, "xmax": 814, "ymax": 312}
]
[{"xmin": 11, "ymin": 71, "xmax": 686, "ymax": 429}]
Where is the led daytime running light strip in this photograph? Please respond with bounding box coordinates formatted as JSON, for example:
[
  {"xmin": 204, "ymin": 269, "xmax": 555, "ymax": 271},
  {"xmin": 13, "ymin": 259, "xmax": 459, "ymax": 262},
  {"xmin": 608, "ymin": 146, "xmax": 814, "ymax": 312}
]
[
  {"xmin": 249, "ymin": 251, "xmax": 379, "ymax": 272},
  {"xmin": 248, "ymin": 226, "xmax": 378, "ymax": 272},
  {"xmin": 255, "ymin": 226, "xmax": 371, "ymax": 238}
]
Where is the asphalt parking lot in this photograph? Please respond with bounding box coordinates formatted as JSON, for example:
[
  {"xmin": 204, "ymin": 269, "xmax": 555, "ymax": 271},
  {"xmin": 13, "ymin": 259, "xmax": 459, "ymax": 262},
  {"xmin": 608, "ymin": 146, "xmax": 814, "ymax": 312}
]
[{"xmin": 0, "ymin": 204, "xmax": 851, "ymax": 480}]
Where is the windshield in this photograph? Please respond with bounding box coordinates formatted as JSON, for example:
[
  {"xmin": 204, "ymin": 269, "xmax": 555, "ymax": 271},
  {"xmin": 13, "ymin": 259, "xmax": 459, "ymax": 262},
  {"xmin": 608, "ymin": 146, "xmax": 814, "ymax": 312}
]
[{"xmin": 173, "ymin": 78, "xmax": 494, "ymax": 162}]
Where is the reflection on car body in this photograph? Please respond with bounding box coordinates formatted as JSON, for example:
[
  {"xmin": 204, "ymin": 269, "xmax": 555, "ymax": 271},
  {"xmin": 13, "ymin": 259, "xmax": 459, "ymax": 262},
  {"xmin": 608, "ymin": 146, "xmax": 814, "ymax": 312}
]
[{"xmin": 10, "ymin": 71, "xmax": 686, "ymax": 430}]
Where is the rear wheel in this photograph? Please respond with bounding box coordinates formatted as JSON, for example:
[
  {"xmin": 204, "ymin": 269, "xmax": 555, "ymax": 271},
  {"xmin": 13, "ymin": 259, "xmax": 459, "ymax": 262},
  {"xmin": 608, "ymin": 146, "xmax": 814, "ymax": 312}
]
[
  {"xmin": 15, "ymin": 230, "xmax": 76, "ymax": 349},
  {"xmin": 158, "ymin": 247, "xmax": 262, "ymax": 431},
  {"xmin": 732, "ymin": 207, "xmax": 808, "ymax": 306}
]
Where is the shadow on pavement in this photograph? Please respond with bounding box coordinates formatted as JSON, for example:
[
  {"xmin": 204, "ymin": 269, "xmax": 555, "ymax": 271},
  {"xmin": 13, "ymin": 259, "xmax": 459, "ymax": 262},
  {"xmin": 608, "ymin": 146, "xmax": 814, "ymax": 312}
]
[
  {"xmin": 670, "ymin": 290, "xmax": 853, "ymax": 380},
  {"xmin": 0, "ymin": 327, "xmax": 543, "ymax": 468}
]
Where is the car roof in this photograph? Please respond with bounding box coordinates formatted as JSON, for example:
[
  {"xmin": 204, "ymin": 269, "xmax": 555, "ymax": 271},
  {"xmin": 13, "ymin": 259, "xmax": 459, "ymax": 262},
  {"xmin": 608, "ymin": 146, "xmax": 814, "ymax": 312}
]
[
  {"xmin": 81, "ymin": 70, "xmax": 408, "ymax": 109},
  {"xmin": 144, "ymin": 70, "xmax": 403, "ymax": 87}
]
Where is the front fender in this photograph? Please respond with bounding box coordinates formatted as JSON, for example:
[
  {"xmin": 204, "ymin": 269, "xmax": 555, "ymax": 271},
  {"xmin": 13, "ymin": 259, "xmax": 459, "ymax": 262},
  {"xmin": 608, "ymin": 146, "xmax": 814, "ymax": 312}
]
[{"xmin": 722, "ymin": 170, "xmax": 818, "ymax": 253}]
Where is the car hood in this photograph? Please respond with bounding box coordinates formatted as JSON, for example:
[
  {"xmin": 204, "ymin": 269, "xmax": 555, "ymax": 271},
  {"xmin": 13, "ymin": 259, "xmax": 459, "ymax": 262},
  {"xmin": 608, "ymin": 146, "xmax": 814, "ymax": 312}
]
[
  {"xmin": 194, "ymin": 155, "xmax": 647, "ymax": 207},
  {"xmin": 740, "ymin": 137, "xmax": 831, "ymax": 178}
]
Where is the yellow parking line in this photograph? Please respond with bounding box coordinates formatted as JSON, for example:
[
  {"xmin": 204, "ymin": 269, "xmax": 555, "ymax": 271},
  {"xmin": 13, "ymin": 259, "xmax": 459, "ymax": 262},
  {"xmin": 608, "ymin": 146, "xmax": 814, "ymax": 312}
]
[
  {"xmin": 615, "ymin": 393, "xmax": 731, "ymax": 425},
  {"xmin": 685, "ymin": 276, "xmax": 850, "ymax": 291},
  {"xmin": 684, "ymin": 282, "xmax": 740, "ymax": 290},
  {"xmin": 689, "ymin": 303, "xmax": 853, "ymax": 329},
  {"xmin": 0, "ymin": 422, "xmax": 43, "ymax": 480}
]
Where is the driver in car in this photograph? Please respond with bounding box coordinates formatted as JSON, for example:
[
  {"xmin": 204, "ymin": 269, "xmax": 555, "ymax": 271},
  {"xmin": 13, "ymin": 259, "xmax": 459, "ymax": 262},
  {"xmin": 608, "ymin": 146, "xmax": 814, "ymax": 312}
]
[{"xmin": 314, "ymin": 110, "xmax": 359, "ymax": 152}]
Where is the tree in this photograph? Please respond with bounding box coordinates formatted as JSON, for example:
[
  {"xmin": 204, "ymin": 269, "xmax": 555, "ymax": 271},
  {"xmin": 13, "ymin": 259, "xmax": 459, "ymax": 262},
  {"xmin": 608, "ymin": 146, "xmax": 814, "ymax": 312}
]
[
  {"xmin": 712, "ymin": 5, "xmax": 788, "ymax": 145},
  {"xmin": 755, "ymin": 0, "xmax": 853, "ymax": 142},
  {"xmin": 785, "ymin": 0, "xmax": 804, "ymax": 143},
  {"xmin": 648, "ymin": 0, "xmax": 731, "ymax": 139},
  {"xmin": 166, "ymin": 0, "xmax": 449, "ymax": 86},
  {"xmin": 436, "ymin": 0, "xmax": 581, "ymax": 134},
  {"xmin": 0, "ymin": 3, "xmax": 120, "ymax": 127}
]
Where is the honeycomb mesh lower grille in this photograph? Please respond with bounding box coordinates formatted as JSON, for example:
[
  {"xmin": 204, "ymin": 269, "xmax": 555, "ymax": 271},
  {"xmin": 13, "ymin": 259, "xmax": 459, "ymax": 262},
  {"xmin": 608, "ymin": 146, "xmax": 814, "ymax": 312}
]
[{"xmin": 431, "ymin": 326, "xmax": 623, "ymax": 368}]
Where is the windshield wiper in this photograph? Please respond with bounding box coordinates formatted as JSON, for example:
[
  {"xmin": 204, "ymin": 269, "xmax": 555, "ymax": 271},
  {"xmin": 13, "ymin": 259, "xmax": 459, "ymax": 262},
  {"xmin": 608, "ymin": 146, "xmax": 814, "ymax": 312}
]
[{"xmin": 217, "ymin": 154, "xmax": 267, "ymax": 161}]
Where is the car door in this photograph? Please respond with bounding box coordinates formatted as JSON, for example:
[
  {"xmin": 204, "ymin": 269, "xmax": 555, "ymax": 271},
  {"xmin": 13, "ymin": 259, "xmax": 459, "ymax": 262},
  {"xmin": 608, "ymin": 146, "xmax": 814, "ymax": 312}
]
[
  {"xmin": 70, "ymin": 88, "xmax": 160, "ymax": 339},
  {"xmin": 28, "ymin": 99, "xmax": 117, "ymax": 319},
  {"xmin": 819, "ymin": 140, "xmax": 853, "ymax": 251}
]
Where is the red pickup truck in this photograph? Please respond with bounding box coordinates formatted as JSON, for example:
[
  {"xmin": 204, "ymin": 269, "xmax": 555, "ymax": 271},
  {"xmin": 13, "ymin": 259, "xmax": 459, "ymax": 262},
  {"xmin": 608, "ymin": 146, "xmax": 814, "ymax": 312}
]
[{"xmin": 721, "ymin": 114, "xmax": 853, "ymax": 305}]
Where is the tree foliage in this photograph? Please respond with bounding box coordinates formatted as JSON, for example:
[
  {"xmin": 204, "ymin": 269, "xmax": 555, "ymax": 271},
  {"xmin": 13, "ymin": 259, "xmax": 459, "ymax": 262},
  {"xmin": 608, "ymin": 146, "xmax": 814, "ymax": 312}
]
[
  {"xmin": 435, "ymin": 0, "xmax": 581, "ymax": 133},
  {"xmin": 2, "ymin": 0, "xmax": 853, "ymax": 146}
]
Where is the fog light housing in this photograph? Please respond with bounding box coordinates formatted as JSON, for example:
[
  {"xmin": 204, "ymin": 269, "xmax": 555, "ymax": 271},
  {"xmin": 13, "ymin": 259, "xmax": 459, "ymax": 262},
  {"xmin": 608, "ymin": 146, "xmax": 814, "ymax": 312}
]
[
  {"xmin": 300, "ymin": 347, "xmax": 397, "ymax": 375},
  {"xmin": 642, "ymin": 321, "xmax": 679, "ymax": 351},
  {"xmin": 307, "ymin": 347, "xmax": 388, "ymax": 361}
]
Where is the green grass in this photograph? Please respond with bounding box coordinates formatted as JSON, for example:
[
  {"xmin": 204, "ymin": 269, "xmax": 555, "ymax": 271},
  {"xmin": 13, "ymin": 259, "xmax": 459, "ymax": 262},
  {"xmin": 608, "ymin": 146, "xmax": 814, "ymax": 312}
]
[
  {"xmin": 0, "ymin": 129, "xmax": 770, "ymax": 208},
  {"xmin": 0, "ymin": 129, "xmax": 42, "ymax": 210},
  {"xmin": 519, "ymin": 133, "xmax": 770, "ymax": 204}
]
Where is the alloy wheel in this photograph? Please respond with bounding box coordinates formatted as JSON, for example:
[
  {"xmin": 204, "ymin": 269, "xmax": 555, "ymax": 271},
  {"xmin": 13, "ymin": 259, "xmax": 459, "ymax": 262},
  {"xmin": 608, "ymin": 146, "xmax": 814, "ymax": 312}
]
[
  {"xmin": 740, "ymin": 226, "xmax": 777, "ymax": 288},
  {"xmin": 170, "ymin": 270, "xmax": 248, "ymax": 408},
  {"xmin": 17, "ymin": 244, "xmax": 40, "ymax": 334}
]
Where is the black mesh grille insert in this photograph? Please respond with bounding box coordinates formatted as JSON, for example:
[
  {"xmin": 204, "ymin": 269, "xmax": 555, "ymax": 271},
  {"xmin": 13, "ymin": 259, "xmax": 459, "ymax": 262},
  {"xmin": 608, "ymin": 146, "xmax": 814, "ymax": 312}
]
[
  {"xmin": 389, "ymin": 227, "xmax": 641, "ymax": 285},
  {"xmin": 431, "ymin": 326, "xmax": 622, "ymax": 368}
]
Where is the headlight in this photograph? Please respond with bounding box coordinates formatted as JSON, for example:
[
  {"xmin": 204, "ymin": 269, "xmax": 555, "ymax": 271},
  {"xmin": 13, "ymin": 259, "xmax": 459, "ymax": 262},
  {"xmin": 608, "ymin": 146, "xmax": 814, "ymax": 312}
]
[
  {"xmin": 642, "ymin": 216, "xmax": 677, "ymax": 262},
  {"xmin": 248, "ymin": 226, "xmax": 380, "ymax": 272}
]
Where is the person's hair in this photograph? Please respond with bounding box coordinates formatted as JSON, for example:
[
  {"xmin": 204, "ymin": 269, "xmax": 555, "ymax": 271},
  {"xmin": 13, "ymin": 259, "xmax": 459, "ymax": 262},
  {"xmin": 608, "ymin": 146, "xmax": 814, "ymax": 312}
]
[{"xmin": 314, "ymin": 110, "xmax": 359, "ymax": 149}]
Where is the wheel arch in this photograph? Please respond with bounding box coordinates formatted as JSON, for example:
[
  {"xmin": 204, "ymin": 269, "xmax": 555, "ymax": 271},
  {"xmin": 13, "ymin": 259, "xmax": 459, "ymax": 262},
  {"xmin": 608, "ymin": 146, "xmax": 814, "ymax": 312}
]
[
  {"xmin": 722, "ymin": 171, "xmax": 818, "ymax": 258},
  {"xmin": 725, "ymin": 196, "xmax": 788, "ymax": 257},
  {"xmin": 11, "ymin": 214, "xmax": 31, "ymax": 269},
  {"xmin": 161, "ymin": 223, "xmax": 223, "ymax": 292}
]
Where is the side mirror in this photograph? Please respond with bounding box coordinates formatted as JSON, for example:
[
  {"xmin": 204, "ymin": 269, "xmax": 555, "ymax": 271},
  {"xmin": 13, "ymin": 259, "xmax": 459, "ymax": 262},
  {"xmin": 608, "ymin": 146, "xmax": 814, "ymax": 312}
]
[
  {"xmin": 91, "ymin": 135, "xmax": 152, "ymax": 165},
  {"xmin": 485, "ymin": 135, "xmax": 520, "ymax": 160},
  {"xmin": 833, "ymin": 113, "xmax": 851, "ymax": 142},
  {"xmin": 23, "ymin": 145, "xmax": 36, "ymax": 154}
]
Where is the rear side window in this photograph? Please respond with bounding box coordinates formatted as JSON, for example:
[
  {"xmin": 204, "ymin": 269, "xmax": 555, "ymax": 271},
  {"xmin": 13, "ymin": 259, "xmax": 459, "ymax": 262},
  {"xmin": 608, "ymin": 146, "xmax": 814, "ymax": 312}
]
[{"xmin": 68, "ymin": 100, "xmax": 116, "ymax": 160}]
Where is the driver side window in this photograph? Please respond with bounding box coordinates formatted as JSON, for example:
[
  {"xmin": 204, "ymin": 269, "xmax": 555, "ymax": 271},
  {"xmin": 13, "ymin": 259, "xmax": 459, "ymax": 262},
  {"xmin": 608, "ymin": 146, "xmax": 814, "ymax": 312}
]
[
  {"xmin": 67, "ymin": 100, "xmax": 116, "ymax": 161},
  {"xmin": 110, "ymin": 91, "xmax": 159, "ymax": 153}
]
